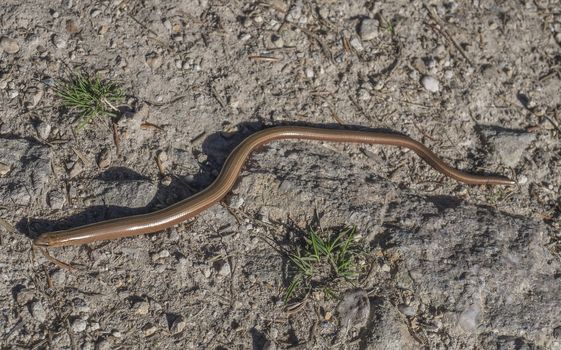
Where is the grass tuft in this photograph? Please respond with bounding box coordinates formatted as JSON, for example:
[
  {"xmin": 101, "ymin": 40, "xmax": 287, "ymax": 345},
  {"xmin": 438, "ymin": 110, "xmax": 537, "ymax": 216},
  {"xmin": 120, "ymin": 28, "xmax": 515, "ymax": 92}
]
[
  {"xmin": 53, "ymin": 71, "xmax": 124, "ymax": 130},
  {"xmin": 284, "ymin": 225, "xmax": 364, "ymax": 303}
]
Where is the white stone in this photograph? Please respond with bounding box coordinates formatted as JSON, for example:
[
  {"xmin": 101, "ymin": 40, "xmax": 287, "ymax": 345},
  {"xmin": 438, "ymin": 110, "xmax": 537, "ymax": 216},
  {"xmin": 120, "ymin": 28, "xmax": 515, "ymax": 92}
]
[
  {"xmin": 359, "ymin": 19, "xmax": 379, "ymax": 41},
  {"xmin": 421, "ymin": 75, "xmax": 440, "ymax": 92}
]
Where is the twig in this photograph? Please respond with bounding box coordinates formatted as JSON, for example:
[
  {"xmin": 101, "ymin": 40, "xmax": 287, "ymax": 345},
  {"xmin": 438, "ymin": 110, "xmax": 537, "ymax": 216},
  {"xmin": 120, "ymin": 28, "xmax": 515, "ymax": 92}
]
[
  {"xmin": 248, "ymin": 55, "xmax": 281, "ymax": 62},
  {"xmin": 423, "ymin": 4, "xmax": 473, "ymax": 66}
]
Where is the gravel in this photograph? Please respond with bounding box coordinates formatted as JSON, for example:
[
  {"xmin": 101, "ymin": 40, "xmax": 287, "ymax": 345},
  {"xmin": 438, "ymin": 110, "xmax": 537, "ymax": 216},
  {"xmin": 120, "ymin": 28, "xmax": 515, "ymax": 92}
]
[
  {"xmin": 0, "ymin": 36, "xmax": 20, "ymax": 53},
  {"xmin": 358, "ymin": 18, "xmax": 379, "ymax": 41},
  {"xmin": 421, "ymin": 75, "xmax": 440, "ymax": 92}
]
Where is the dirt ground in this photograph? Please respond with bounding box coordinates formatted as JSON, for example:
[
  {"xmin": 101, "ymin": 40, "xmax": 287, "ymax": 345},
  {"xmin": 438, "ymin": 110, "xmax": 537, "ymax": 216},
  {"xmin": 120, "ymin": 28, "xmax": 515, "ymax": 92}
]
[{"xmin": 1, "ymin": 0, "xmax": 561, "ymax": 349}]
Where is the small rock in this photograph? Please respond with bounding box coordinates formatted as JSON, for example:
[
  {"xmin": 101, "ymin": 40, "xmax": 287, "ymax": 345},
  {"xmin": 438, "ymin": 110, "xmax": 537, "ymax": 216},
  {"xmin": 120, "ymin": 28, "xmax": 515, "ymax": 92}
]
[
  {"xmin": 96, "ymin": 338, "xmax": 111, "ymax": 350},
  {"xmin": 47, "ymin": 190, "xmax": 66, "ymax": 209},
  {"xmin": 397, "ymin": 303, "xmax": 417, "ymax": 316},
  {"xmin": 27, "ymin": 88, "xmax": 44, "ymax": 107},
  {"xmin": 271, "ymin": 34, "xmax": 284, "ymax": 48},
  {"xmin": 90, "ymin": 9, "xmax": 101, "ymax": 17},
  {"xmin": 349, "ymin": 37, "xmax": 364, "ymax": 51},
  {"xmin": 81, "ymin": 342, "xmax": 94, "ymax": 350},
  {"xmin": 145, "ymin": 53, "xmax": 162, "ymax": 69},
  {"xmin": 421, "ymin": 75, "xmax": 440, "ymax": 92},
  {"xmin": 142, "ymin": 323, "xmax": 157, "ymax": 337},
  {"xmin": 286, "ymin": 0, "xmax": 303, "ymax": 23},
  {"xmin": 50, "ymin": 270, "xmax": 66, "ymax": 285},
  {"xmin": 170, "ymin": 316, "xmax": 186, "ymax": 334},
  {"xmin": 133, "ymin": 301, "xmax": 150, "ymax": 315},
  {"xmin": 7, "ymin": 89, "xmax": 18, "ymax": 99},
  {"xmin": 336, "ymin": 289, "xmax": 370, "ymax": 329},
  {"xmin": 305, "ymin": 67, "xmax": 314, "ymax": 79},
  {"xmin": 111, "ymin": 330, "xmax": 122, "ymax": 338},
  {"xmin": 68, "ymin": 161, "xmax": 83, "ymax": 178},
  {"xmin": 71, "ymin": 318, "xmax": 87, "ymax": 333},
  {"xmin": 36, "ymin": 121, "xmax": 51, "ymax": 139},
  {"xmin": 52, "ymin": 35, "xmax": 67, "ymax": 49},
  {"xmin": 227, "ymin": 195, "xmax": 244, "ymax": 209},
  {"xmin": 151, "ymin": 250, "xmax": 170, "ymax": 262},
  {"xmin": 0, "ymin": 162, "xmax": 10, "ymax": 176},
  {"xmin": 480, "ymin": 128, "xmax": 536, "ymax": 167},
  {"xmin": 0, "ymin": 36, "xmax": 20, "ymax": 54},
  {"xmin": 239, "ymin": 33, "xmax": 251, "ymax": 41},
  {"xmin": 65, "ymin": 19, "xmax": 81, "ymax": 34},
  {"xmin": 161, "ymin": 175, "xmax": 172, "ymax": 186},
  {"xmin": 359, "ymin": 19, "xmax": 379, "ymax": 41},
  {"xmin": 15, "ymin": 288, "xmax": 34, "ymax": 305},
  {"xmin": 29, "ymin": 301, "xmax": 46, "ymax": 322},
  {"xmin": 97, "ymin": 148, "xmax": 111, "ymax": 169},
  {"xmin": 89, "ymin": 322, "xmax": 100, "ymax": 331},
  {"xmin": 216, "ymin": 260, "xmax": 231, "ymax": 276},
  {"xmin": 73, "ymin": 298, "xmax": 90, "ymax": 313}
]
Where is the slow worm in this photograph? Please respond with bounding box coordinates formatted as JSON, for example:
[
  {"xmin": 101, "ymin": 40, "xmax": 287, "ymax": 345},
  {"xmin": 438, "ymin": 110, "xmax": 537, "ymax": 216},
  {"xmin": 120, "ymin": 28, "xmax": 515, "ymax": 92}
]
[{"xmin": 33, "ymin": 126, "xmax": 514, "ymax": 247}]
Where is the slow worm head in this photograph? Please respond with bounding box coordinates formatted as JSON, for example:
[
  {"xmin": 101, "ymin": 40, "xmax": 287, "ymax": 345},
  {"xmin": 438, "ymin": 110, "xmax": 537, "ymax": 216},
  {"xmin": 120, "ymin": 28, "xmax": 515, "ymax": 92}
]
[{"xmin": 33, "ymin": 126, "xmax": 515, "ymax": 247}]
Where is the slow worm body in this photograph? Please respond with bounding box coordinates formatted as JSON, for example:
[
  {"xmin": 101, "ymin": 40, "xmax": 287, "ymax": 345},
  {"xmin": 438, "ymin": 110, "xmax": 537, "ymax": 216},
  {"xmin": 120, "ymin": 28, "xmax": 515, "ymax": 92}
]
[{"xmin": 33, "ymin": 126, "xmax": 514, "ymax": 247}]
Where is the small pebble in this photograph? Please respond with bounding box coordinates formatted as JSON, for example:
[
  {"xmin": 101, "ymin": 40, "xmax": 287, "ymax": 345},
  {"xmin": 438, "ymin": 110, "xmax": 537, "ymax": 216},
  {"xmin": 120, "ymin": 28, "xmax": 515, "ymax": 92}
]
[
  {"xmin": 65, "ymin": 19, "xmax": 81, "ymax": 34},
  {"xmin": 47, "ymin": 190, "xmax": 66, "ymax": 209},
  {"xmin": 8, "ymin": 90, "xmax": 19, "ymax": 99},
  {"xmin": 397, "ymin": 303, "xmax": 417, "ymax": 316},
  {"xmin": 36, "ymin": 121, "xmax": 51, "ymax": 139},
  {"xmin": 142, "ymin": 323, "xmax": 157, "ymax": 337},
  {"xmin": 239, "ymin": 33, "xmax": 251, "ymax": 41},
  {"xmin": 216, "ymin": 260, "xmax": 231, "ymax": 276},
  {"xmin": 349, "ymin": 37, "xmax": 364, "ymax": 51},
  {"xmin": 0, "ymin": 36, "xmax": 20, "ymax": 54},
  {"xmin": 68, "ymin": 161, "xmax": 83, "ymax": 178},
  {"xmin": 50, "ymin": 270, "xmax": 66, "ymax": 285},
  {"xmin": 161, "ymin": 175, "xmax": 172, "ymax": 186},
  {"xmin": 30, "ymin": 301, "xmax": 46, "ymax": 322},
  {"xmin": 133, "ymin": 301, "xmax": 150, "ymax": 315},
  {"xmin": 89, "ymin": 322, "xmax": 100, "ymax": 331},
  {"xmin": 73, "ymin": 298, "xmax": 90, "ymax": 313},
  {"xmin": 97, "ymin": 148, "xmax": 111, "ymax": 169},
  {"xmin": 90, "ymin": 9, "xmax": 101, "ymax": 17},
  {"xmin": 145, "ymin": 53, "xmax": 162, "ymax": 69},
  {"xmin": 151, "ymin": 250, "xmax": 170, "ymax": 262},
  {"xmin": 286, "ymin": 0, "xmax": 303, "ymax": 23},
  {"xmin": 96, "ymin": 338, "xmax": 111, "ymax": 350},
  {"xmin": 81, "ymin": 342, "xmax": 94, "ymax": 350},
  {"xmin": 16, "ymin": 288, "xmax": 35, "ymax": 305},
  {"xmin": 0, "ymin": 162, "xmax": 10, "ymax": 176},
  {"xmin": 358, "ymin": 19, "xmax": 379, "ymax": 41},
  {"xmin": 170, "ymin": 316, "xmax": 186, "ymax": 334},
  {"xmin": 72, "ymin": 318, "xmax": 87, "ymax": 333},
  {"xmin": 27, "ymin": 88, "xmax": 44, "ymax": 107},
  {"xmin": 421, "ymin": 75, "xmax": 440, "ymax": 92},
  {"xmin": 52, "ymin": 35, "xmax": 67, "ymax": 49},
  {"xmin": 305, "ymin": 67, "xmax": 314, "ymax": 79},
  {"xmin": 271, "ymin": 34, "xmax": 284, "ymax": 48}
]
